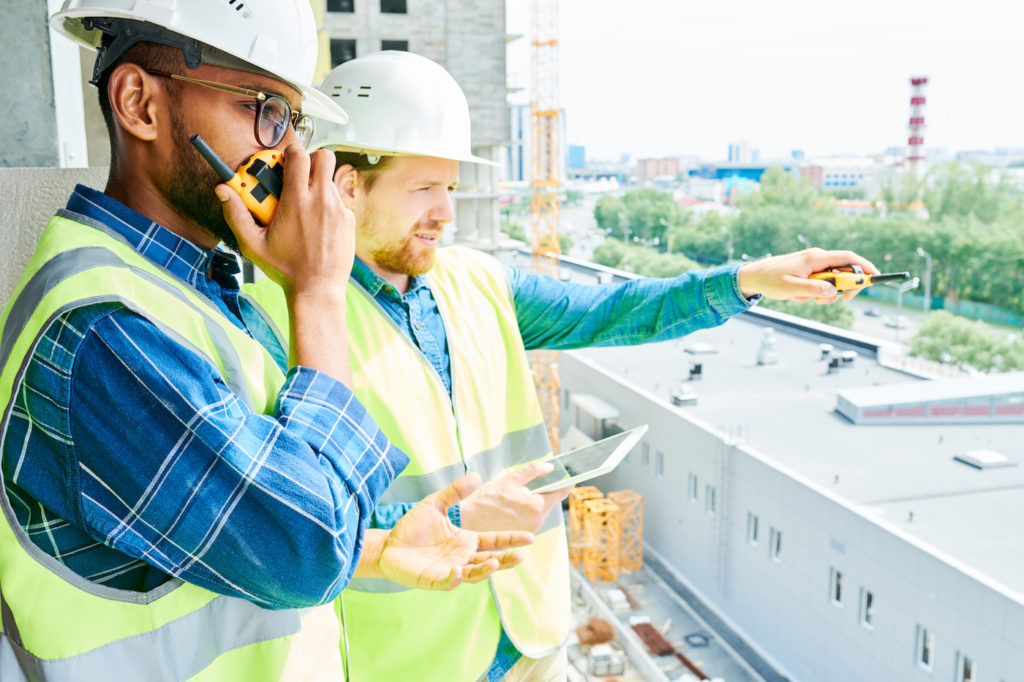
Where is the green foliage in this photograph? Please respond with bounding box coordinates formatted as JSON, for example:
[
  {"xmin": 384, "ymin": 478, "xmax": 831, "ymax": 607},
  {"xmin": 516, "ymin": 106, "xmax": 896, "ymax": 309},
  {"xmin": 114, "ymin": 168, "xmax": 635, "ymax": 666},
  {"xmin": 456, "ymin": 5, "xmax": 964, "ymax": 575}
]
[
  {"xmin": 922, "ymin": 163, "xmax": 1024, "ymax": 224},
  {"xmin": 592, "ymin": 240, "xmax": 701, "ymax": 278},
  {"xmin": 593, "ymin": 189, "xmax": 684, "ymax": 246},
  {"xmin": 827, "ymin": 187, "xmax": 867, "ymax": 200},
  {"xmin": 501, "ymin": 220, "xmax": 527, "ymax": 244},
  {"xmin": 910, "ymin": 311, "xmax": 1024, "ymax": 372},
  {"xmin": 559, "ymin": 233, "xmax": 573, "ymax": 254},
  {"xmin": 758, "ymin": 298, "xmax": 855, "ymax": 329},
  {"xmin": 668, "ymin": 211, "xmax": 734, "ymax": 263},
  {"xmin": 563, "ymin": 189, "xmax": 583, "ymax": 206}
]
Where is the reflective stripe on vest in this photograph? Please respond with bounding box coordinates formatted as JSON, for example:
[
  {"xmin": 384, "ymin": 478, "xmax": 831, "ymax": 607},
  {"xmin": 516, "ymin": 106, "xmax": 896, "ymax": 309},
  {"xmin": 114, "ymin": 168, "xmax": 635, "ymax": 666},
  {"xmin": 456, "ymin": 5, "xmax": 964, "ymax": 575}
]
[
  {"xmin": 244, "ymin": 247, "xmax": 571, "ymax": 681},
  {"xmin": 0, "ymin": 214, "xmax": 340, "ymax": 681}
]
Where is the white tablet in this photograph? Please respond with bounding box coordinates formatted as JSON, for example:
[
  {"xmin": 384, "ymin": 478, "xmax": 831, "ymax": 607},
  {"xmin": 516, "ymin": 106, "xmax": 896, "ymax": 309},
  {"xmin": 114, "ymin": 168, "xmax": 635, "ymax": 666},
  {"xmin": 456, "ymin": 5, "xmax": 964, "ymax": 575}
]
[{"xmin": 526, "ymin": 424, "xmax": 649, "ymax": 493}]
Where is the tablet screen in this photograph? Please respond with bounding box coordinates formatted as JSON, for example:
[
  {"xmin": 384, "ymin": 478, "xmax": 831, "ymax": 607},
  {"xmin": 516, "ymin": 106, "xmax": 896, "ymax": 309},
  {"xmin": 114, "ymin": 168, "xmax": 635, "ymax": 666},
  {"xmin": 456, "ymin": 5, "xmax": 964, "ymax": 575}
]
[{"xmin": 526, "ymin": 424, "xmax": 648, "ymax": 493}]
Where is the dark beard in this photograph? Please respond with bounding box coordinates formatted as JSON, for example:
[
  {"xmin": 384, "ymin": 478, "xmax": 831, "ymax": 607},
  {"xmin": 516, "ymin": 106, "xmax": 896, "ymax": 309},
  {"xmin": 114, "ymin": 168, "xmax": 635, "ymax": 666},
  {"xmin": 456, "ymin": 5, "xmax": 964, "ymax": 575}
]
[{"xmin": 162, "ymin": 112, "xmax": 242, "ymax": 252}]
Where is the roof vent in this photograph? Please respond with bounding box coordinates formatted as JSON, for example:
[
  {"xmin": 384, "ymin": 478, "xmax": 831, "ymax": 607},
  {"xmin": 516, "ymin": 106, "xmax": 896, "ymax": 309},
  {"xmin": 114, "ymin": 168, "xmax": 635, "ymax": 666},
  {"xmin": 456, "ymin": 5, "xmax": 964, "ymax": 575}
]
[
  {"xmin": 954, "ymin": 450, "xmax": 1018, "ymax": 470},
  {"xmin": 757, "ymin": 328, "xmax": 779, "ymax": 365},
  {"xmin": 684, "ymin": 343, "xmax": 716, "ymax": 355}
]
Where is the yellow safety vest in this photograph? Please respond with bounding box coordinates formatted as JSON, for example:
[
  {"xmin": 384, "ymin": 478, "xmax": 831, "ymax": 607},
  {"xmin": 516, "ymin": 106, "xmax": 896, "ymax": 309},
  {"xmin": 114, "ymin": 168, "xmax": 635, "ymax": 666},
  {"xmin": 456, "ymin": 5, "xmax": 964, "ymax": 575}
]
[
  {"xmin": 244, "ymin": 246, "xmax": 571, "ymax": 682},
  {"xmin": 0, "ymin": 213, "xmax": 342, "ymax": 681}
]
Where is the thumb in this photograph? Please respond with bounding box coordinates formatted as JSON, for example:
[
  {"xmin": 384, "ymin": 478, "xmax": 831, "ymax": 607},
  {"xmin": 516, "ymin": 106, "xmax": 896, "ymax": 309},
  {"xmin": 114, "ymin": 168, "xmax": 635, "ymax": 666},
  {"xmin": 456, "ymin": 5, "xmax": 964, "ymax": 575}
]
[
  {"xmin": 427, "ymin": 472, "xmax": 482, "ymax": 512},
  {"xmin": 216, "ymin": 184, "xmax": 262, "ymax": 257},
  {"xmin": 506, "ymin": 460, "xmax": 555, "ymax": 486},
  {"xmin": 785, "ymin": 274, "xmax": 837, "ymax": 301}
]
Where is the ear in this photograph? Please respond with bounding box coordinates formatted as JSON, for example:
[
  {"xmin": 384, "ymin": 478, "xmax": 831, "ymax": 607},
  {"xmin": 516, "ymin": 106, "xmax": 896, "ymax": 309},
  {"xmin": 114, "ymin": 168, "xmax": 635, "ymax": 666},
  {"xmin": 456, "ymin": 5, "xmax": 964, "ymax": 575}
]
[
  {"xmin": 106, "ymin": 64, "xmax": 164, "ymax": 143},
  {"xmin": 333, "ymin": 164, "xmax": 360, "ymax": 209}
]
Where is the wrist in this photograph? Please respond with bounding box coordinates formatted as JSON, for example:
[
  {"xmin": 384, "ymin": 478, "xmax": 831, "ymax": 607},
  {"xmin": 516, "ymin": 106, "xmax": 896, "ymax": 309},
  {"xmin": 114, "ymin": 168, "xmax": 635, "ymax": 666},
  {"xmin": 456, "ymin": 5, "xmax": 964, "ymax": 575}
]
[{"xmin": 354, "ymin": 529, "xmax": 387, "ymax": 579}]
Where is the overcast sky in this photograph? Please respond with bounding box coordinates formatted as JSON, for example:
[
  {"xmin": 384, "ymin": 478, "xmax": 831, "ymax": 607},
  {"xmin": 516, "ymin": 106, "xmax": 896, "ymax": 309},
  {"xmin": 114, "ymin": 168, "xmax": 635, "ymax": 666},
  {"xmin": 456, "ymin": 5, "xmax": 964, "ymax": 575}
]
[{"xmin": 506, "ymin": 0, "xmax": 1024, "ymax": 162}]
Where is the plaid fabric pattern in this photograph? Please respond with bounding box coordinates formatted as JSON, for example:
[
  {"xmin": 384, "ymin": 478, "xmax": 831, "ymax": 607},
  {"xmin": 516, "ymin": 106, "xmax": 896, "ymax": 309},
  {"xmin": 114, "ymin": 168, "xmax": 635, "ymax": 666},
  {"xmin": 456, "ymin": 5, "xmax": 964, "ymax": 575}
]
[{"xmin": 1, "ymin": 186, "xmax": 407, "ymax": 607}]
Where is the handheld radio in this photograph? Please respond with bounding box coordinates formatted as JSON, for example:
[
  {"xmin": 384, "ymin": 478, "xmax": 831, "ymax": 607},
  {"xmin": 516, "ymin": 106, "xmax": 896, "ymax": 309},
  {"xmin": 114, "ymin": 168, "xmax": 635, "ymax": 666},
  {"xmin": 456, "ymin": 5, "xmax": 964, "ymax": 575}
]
[
  {"xmin": 190, "ymin": 134, "xmax": 284, "ymax": 226},
  {"xmin": 809, "ymin": 265, "xmax": 910, "ymax": 292}
]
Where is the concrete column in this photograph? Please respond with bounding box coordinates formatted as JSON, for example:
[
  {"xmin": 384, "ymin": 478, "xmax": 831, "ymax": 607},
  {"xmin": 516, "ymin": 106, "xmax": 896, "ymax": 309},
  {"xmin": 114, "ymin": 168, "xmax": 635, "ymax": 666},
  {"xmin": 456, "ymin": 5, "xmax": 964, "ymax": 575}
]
[{"xmin": 2, "ymin": 1, "xmax": 59, "ymax": 167}]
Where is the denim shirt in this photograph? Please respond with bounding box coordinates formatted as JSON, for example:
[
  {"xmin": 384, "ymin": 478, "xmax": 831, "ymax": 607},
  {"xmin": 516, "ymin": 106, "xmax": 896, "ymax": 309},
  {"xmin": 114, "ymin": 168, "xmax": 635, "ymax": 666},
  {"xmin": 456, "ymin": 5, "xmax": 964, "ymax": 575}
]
[{"xmin": 349, "ymin": 252, "xmax": 755, "ymax": 679}]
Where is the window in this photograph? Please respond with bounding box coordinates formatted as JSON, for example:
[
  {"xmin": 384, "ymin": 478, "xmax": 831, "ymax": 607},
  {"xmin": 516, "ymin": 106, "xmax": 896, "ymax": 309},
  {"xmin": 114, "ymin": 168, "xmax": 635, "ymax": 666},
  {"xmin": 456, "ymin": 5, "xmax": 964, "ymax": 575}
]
[
  {"xmin": 655, "ymin": 450, "xmax": 664, "ymax": 478},
  {"xmin": 705, "ymin": 485, "xmax": 716, "ymax": 515},
  {"xmin": 327, "ymin": 0, "xmax": 354, "ymax": 11},
  {"xmin": 641, "ymin": 443, "xmax": 650, "ymax": 467},
  {"xmin": 687, "ymin": 473, "xmax": 698, "ymax": 502},
  {"xmin": 380, "ymin": 0, "xmax": 407, "ymax": 13},
  {"xmin": 329, "ymin": 39, "xmax": 357, "ymax": 67},
  {"xmin": 770, "ymin": 527, "xmax": 782, "ymax": 561},
  {"xmin": 381, "ymin": 39, "xmax": 408, "ymax": 51},
  {"xmin": 956, "ymin": 653, "xmax": 975, "ymax": 682},
  {"xmin": 829, "ymin": 568, "xmax": 843, "ymax": 605},
  {"xmin": 860, "ymin": 589, "xmax": 874, "ymax": 628},
  {"xmin": 916, "ymin": 626, "xmax": 934, "ymax": 670},
  {"xmin": 746, "ymin": 512, "xmax": 759, "ymax": 545}
]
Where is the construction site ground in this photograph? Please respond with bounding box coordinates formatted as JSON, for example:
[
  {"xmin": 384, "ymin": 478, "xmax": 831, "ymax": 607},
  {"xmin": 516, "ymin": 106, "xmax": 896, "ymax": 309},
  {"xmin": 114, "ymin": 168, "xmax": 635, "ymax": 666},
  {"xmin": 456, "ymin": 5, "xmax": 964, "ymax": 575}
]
[{"xmin": 567, "ymin": 548, "xmax": 786, "ymax": 682}]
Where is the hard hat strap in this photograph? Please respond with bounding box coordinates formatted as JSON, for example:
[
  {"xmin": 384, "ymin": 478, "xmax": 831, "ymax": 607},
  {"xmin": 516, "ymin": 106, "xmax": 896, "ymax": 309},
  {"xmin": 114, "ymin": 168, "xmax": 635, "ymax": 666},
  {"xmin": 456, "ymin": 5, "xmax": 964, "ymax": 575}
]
[{"xmin": 83, "ymin": 18, "xmax": 281, "ymax": 89}]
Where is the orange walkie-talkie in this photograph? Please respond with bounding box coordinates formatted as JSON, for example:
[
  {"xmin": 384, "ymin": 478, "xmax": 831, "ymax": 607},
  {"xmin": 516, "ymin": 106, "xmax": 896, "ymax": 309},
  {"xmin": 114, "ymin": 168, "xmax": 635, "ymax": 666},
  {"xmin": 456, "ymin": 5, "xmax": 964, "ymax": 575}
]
[
  {"xmin": 190, "ymin": 134, "xmax": 283, "ymax": 226},
  {"xmin": 809, "ymin": 265, "xmax": 910, "ymax": 292}
]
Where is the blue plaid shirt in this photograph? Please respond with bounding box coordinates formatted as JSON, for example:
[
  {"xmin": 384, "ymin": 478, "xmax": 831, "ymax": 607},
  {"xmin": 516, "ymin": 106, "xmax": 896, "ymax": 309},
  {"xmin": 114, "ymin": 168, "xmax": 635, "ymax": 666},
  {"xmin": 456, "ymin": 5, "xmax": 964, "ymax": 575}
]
[
  {"xmin": 350, "ymin": 251, "xmax": 755, "ymax": 680},
  {"xmin": 1, "ymin": 185, "xmax": 408, "ymax": 609}
]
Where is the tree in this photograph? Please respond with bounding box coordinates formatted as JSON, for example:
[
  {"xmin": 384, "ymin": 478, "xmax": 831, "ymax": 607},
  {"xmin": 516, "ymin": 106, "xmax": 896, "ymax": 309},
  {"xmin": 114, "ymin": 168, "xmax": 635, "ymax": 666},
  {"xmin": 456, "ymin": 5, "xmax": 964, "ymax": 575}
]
[{"xmin": 911, "ymin": 311, "xmax": 1024, "ymax": 372}]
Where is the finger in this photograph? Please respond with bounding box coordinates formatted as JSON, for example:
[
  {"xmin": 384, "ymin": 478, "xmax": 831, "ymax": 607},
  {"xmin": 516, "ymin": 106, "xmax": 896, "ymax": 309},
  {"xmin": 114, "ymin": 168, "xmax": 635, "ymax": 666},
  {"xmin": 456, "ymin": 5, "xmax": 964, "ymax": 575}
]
[
  {"xmin": 785, "ymin": 274, "xmax": 837, "ymax": 301},
  {"xmin": 475, "ymin": 530, "xmax": 534, "ymax": 551},
  {"xmin": 308, "ymin": 148, "xmax": 338, "ymax": 190},
  {"xmin": 472, "ymin": 550, "xmax": 526, "ymax": 570},
  {"xmin": 811, "ymin": 249, "xmax": 880, "ymax": 276},
  {"xmin": 216, "ymin": 185, "xmax": 263, "ymax": 257},
  {"xmin": 505, "ymin": 460, "xmax": 555, "ymax": 486},
  {"xmin": 430, "ymin": 566, "xmax": 461, "ymax": 591},
  {"xmin": 279, "ymin": 143, "xmax": 311, "ymax": 202},
  {"xmin": 460, "ymin": 558, "xmax": 500, "ymax": 584},
  {"xmin": 540, "ymin": 484, "xmax": 574, "ymax": 505},
  {"xmin": 427, "ymin": 472, "xmax": 483, "ymax": 512}
]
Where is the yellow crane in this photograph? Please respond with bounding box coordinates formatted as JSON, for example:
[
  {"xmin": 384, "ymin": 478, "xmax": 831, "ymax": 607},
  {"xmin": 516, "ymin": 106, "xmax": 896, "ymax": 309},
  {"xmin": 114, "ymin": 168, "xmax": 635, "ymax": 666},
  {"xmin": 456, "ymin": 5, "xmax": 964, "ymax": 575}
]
[{"xmin": 529, "ymin": 0, "xmax": 563, "ymax": 451}]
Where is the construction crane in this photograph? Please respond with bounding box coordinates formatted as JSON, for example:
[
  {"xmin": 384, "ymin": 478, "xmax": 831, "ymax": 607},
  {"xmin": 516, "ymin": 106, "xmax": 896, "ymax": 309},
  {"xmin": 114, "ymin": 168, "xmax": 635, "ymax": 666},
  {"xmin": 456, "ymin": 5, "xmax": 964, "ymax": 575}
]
[
  {"xmin": 529, "ymin": 0, "xmax": 563, "ymax": 451},
  {"xmin": 907, "ymin": 75, "xmax": 928, "ymax": 173}
]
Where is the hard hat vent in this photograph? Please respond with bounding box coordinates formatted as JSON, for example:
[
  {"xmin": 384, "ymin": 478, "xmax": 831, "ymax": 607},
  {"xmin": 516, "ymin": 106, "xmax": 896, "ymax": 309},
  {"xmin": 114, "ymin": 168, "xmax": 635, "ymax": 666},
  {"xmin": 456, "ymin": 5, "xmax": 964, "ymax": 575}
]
[
  {"xmin": 223, "ymin": 0, "xmax": 253, "ymax": 19},
  {"xmin": 327, "ymin": 85, "xmax": 372, "ymax": 98}
]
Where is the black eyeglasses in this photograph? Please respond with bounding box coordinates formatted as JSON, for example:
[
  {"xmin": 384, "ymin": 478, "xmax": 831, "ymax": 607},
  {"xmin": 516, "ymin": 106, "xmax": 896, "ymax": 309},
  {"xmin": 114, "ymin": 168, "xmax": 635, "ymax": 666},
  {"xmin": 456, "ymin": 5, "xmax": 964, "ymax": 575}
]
[{"xmin": 144, "ymin": 69, "xmax": 314, "ymax": 148}]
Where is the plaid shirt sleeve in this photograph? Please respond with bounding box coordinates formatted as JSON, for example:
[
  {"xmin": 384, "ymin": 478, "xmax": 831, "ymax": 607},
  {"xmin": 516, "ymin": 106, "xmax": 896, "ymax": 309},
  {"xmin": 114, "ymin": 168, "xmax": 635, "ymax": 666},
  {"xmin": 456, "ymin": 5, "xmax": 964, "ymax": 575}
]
[{"xmin": 5, "ymin": 302, "xmax": 407, "ymax": 609}]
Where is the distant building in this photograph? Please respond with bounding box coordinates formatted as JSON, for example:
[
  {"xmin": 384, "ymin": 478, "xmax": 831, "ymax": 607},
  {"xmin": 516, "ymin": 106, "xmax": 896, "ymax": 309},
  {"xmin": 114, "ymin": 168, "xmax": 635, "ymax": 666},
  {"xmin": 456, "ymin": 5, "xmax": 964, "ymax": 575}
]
[
  {"xmin": 568, "ymin": 145, "xmax": 586, "ymax": 171},
  {"xmin": 505, "ymin": 103, "xmax": 568, "ymax": 185},
  {"xmin": 636, "ymin": 157, "xmax": 681, "ymax": 183},
  {"xmin": 728, "ymin": 138, "xmax": 752, "ymax": 163},
  {"xmin": 323, "ymin": 0, "xmax": 506, "ymax": 249}
]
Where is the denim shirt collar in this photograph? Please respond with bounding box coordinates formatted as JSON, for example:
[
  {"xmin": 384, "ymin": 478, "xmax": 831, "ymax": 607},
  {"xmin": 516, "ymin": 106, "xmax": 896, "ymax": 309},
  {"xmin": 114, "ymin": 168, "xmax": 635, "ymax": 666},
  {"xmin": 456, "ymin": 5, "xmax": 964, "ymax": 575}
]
[
  {"xmin": 351, "ymin": 257, "xmax": 430, "ymax": 302},
  {"xmin": 66, "ymin": 184, "xmax": 240, "ymax": 289}
]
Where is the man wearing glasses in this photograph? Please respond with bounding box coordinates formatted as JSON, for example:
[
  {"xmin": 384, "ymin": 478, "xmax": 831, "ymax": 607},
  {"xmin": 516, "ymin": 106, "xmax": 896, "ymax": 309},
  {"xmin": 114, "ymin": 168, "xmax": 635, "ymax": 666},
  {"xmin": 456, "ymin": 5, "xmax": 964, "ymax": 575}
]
[{"xmin": 0, "ymin": 2, "xmax": 530, "ymax": 680}]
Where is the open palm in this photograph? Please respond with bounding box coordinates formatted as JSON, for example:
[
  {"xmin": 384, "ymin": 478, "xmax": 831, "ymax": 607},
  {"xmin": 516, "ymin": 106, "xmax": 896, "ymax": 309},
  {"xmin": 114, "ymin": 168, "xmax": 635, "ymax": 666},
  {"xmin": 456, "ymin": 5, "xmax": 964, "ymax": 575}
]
[{"xmin": 379, "ymin": 473, "xmax": 534, "ymax": 591}]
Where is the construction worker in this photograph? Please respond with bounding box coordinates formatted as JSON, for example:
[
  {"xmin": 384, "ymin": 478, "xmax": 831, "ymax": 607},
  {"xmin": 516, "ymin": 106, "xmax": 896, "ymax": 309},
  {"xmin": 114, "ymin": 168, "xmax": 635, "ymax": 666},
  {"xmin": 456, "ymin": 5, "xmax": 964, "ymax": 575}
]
[
  {"xmin": 0, "ymin": 4, "xmax": 532, "ymax": 681},
  {"xmin": 246, "ymin": 51, "xmax": 879, "ymax": 682}
]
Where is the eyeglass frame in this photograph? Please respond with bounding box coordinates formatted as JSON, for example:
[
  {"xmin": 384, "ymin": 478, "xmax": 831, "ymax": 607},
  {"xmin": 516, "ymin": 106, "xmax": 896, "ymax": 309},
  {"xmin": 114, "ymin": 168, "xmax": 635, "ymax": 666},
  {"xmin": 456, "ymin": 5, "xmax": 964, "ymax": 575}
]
[{"xmin": 143, "ymin": 69, "xmax": 314, "ymax": 148}]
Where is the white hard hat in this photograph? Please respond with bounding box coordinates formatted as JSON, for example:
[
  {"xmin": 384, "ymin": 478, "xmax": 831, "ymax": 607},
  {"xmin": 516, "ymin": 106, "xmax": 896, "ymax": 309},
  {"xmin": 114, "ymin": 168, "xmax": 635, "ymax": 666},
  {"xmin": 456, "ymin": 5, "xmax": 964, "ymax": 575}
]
[
  {"xmin": 50, "ymin": 0, "xmax": 347, "ymax": 125},
  {"xmin": 308, "ymin": 51, "xmax": 498, "ymax": 166}
]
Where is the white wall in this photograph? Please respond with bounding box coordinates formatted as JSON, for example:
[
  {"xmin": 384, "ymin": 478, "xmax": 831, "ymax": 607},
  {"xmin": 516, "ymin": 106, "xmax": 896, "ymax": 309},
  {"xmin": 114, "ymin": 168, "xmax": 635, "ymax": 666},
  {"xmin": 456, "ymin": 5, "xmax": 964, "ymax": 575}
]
[
  {"xmin": 0, "ymin": 167, "xmax": 109, "ymax": 305},
  {"xmin": 561, "ymin": 350, "xmax": 1024, "ymax": 682}
]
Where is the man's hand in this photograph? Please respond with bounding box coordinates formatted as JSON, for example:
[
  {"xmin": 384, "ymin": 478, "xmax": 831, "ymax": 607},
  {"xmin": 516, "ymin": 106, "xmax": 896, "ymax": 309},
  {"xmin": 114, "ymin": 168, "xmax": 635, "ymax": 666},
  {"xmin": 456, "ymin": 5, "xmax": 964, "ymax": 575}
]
[
  {"xmin": 218, "ymin": 145, "xmax": 354, "ymax": 294},
  {"xmin": 375, "ymin": 473, "xmax": 534, "ymax": 591},
  {"xmin": 217, "ymin": 145, "xmax": 355, "ymax": 382},
  {"xmin": 459, "ymin": 461, "xmax": 573, "ymax": 534},
  {"xmin": 737, "ymin": 248, "xmax": 880, "ymax": 304}
]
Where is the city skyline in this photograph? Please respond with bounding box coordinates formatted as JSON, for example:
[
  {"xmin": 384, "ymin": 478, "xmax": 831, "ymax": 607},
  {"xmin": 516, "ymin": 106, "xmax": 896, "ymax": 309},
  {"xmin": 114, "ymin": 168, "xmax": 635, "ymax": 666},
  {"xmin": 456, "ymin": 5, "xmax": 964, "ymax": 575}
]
[{"xmin": 507, "ymin": 0, "xmax": 1024, "ymax": 162}]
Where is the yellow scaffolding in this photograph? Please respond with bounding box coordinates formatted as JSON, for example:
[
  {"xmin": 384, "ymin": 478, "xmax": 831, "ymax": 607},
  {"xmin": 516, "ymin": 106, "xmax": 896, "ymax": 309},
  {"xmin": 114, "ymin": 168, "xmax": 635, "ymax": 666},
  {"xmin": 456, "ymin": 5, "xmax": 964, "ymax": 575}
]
[
  {"xmin": 582, "ymin": 498, "xmax": 621, "ymax": 584},
  {"xmin": 568, "ymin": 486, "xmax": 603, "ymax": 569},
  {"xmin": 608, "ymin": 490, "xmax": 643, "ymax": 572}
]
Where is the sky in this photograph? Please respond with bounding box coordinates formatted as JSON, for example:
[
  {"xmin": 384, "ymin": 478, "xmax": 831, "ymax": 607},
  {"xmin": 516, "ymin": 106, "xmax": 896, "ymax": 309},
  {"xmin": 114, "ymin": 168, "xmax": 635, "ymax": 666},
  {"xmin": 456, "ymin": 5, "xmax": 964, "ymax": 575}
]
[{"xmin": 506, "ymin": 0, "xmax": 1024, "ymax": 162}]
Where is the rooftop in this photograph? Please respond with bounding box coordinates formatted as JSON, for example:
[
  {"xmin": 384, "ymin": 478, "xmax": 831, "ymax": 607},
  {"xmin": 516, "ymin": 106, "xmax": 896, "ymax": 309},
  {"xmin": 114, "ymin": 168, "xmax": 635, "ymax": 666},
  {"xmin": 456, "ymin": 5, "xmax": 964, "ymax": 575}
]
[{"xmin": 571, "ymin": 311, "xmax": 1024, "ymax": 597}]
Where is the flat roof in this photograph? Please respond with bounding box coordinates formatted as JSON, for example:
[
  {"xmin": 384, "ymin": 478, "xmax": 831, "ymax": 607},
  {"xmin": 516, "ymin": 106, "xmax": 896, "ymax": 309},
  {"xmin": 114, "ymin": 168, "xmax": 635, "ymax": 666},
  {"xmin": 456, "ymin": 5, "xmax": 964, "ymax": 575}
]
[
  {"xmin": 839, "ymin": 371, "xmax": 1024, "ymax": 407},
  {"xmin": 571, "ymin": 313, "xmax": 1024, "ymax": 595}
]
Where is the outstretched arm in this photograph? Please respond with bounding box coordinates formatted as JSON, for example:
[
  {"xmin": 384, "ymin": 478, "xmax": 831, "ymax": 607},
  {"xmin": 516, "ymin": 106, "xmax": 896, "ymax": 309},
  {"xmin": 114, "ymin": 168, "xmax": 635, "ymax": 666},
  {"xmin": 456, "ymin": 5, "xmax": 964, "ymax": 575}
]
[{"xmin": 355, "ymin": 473, "xmax": 534, "ymax": 590}]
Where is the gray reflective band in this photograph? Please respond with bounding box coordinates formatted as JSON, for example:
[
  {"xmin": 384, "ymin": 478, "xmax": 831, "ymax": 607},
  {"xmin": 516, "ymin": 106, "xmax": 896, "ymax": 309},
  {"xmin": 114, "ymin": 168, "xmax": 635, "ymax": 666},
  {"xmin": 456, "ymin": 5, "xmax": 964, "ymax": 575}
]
[
  {"xmin": 378, "ymin": 422, "xmax": 550, "ymax": 506},
  {"xmin": 346, "ymin": 505, "xmax": 562, "ymax": 594},
  {"xmin": 0, "ymin": 241, "xmax": 255, "ymax": 410},
  {"xmin": 0, "ymin": 586, "xmax": 302, "ymax": 682}
]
